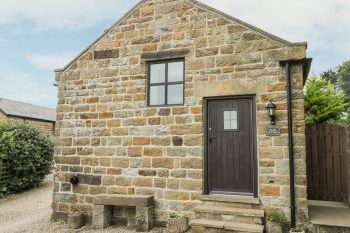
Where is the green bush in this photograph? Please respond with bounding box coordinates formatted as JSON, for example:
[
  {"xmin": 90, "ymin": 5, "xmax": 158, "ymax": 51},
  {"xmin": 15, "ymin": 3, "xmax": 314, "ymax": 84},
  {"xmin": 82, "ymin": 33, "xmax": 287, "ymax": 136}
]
[
  {"xmin": 266, "ymin": 211, "xmax": 287, "ymax": 229},
  {"xmin": 0, "ymin": 121, "xmax": 54, "ymax": 196}
]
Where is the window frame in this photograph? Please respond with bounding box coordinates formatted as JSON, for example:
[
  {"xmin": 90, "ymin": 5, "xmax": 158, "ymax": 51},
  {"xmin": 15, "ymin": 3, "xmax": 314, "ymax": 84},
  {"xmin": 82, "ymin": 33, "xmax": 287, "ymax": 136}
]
[{"xmin": 147, "ymin": 58, "xmax": 185, "ymax": 107}]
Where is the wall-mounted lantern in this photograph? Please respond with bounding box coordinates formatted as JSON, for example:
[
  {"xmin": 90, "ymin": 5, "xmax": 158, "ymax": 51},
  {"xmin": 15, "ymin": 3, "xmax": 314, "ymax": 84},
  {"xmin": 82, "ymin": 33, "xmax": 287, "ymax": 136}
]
[{"xmin": 266, "ymin": 101, "xmax": 277, "ymax": 125}]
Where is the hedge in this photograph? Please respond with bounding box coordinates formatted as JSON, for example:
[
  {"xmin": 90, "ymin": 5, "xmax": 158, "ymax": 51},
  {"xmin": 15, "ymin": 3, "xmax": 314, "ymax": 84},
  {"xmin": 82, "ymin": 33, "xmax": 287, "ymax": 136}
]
[{"xmin": 0, "ymin": 121, "xmax": 54, "ymax": 197}]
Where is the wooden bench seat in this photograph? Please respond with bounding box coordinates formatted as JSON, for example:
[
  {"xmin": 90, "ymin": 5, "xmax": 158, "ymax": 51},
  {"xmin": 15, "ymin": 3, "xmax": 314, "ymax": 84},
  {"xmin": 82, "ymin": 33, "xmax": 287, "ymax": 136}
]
[{"xmin": 92, "ymin": 194, "xmax": 154, "ymax": 232}]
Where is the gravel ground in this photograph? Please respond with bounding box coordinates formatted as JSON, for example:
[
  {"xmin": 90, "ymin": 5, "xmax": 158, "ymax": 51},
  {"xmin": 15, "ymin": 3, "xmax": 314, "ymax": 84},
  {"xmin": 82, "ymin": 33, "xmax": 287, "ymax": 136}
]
[{"xmin": 0, "ymin": 174, "xmax": 168, "ymax": 233}]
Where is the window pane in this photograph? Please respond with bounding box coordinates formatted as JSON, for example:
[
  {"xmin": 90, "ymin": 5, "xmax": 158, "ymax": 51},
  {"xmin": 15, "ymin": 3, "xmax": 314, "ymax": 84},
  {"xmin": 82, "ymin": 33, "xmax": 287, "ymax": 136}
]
[
  {"xmin": 224, "ymin": 111, "xmax": 231, "ymax": 120},
  {"xmin": 150, "ymin": 85, "xmax": 165, "ymax": 105},
  {"xmin": 231, "ymin": 119, "xmax": 238, "ymax": 129},
  {"xmin": 168, "ymin": 61, "xmax": 184, "ymax": 82},
  {"xmin": 167, "ymin": 84, "xmax": 183, "ymax": 105},
  {"xmin": 224, "ymin": 120, "xmax": 231, "ymax": 130},
  {"xmin": 224, "ymin": 110, "xmax": 238, "ymax": 130},
  {"xmin": 231, "ymin": 111, "xmax": 237, "ymax": 120},
  {"xmin": 150, "ymin": 63, "xmax": 165, "ymax": 83}
]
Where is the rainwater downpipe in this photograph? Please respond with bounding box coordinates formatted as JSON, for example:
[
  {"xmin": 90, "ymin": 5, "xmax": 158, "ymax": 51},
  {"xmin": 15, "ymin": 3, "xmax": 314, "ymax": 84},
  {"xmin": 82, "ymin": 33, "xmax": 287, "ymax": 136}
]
[
  {"xmin": 285, "ymin": 61, "xmax": 296, "ymax": 228},
  {"xmin": 280, "ymin": 57, "xmax": 312, "ymax": 228}
]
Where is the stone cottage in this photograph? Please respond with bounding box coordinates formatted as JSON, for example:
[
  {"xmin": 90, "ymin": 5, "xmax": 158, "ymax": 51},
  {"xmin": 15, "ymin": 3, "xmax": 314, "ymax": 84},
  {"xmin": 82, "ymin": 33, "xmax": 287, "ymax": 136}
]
[
  {"xmin": 53, "ymin": 0, "xmax": 312, "ymax": 232},
  {"xmin": 0, "ymin": 98, "xmax": 56, "ymax": 136}
]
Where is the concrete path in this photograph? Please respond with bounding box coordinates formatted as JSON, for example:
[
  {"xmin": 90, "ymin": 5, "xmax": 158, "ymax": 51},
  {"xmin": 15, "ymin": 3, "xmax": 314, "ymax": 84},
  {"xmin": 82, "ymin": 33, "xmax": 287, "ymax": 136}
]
[
  {"xmin": 309, "ymin": 205, "xmax": 350, "ymax": 228},
  {"xmin": 0, "ymin": 174, "xmax": 53, "ymax": 233}
]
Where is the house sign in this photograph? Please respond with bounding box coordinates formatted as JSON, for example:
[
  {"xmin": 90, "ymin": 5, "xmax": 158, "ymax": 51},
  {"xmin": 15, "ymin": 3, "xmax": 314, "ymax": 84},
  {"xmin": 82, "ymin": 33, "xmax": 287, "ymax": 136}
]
[{"xmin": 266, "ymin": 127, "xmax": 281, "ymax": 136}]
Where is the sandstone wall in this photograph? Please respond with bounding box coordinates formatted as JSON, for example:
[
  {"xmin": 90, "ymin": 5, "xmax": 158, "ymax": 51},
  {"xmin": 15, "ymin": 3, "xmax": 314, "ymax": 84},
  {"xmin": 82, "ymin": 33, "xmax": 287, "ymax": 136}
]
[
  {"xmin": 6, "ymin": 116, "xmax": 55, "ymax": 137},
  {"xmin": 0, "ymin": 111, "xmax": 7, "ymax": 121},
  {"xmin": 53, "ymin": 0, "xmax": 308, "ymax": 224},
  {"xmin": 25, "ymin": 118, "xmax": 55, "ymax": 137}
]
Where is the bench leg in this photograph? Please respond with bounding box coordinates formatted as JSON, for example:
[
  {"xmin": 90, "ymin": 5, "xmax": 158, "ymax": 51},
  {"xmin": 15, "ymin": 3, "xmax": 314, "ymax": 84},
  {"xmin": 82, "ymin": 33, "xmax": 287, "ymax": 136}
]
[
  {"xmin": 136, "ymin": 205, "xmax": 154, "ymax": 232},
  {"xmin": 93, "ymin": 205, "xmax": 112, "ymax": 229}
]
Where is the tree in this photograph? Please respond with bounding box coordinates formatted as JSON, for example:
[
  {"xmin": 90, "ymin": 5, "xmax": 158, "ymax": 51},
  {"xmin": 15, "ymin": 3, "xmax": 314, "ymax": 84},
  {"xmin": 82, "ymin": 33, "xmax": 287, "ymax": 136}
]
[
  {"xmin": 338, "ymin": 60, "xmax": 350, "ymax": 103},
  {"xmin": 320, "ymin": 68, "xmax": 338, "ymax": 87},
  {"xmin": 320, "ymin": 60, "xmax": 350, "ymax": 102},
  {"xmin": 304, "ymin": 77, "xmax": 348, "ymax": 125}
]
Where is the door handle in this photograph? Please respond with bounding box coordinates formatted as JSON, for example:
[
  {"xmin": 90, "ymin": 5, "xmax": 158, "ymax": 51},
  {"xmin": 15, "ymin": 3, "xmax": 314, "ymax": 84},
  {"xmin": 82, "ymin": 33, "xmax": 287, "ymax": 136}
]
[{"xmin": 209, "ymin": 136, "xmax": 216, "ymax": 143}]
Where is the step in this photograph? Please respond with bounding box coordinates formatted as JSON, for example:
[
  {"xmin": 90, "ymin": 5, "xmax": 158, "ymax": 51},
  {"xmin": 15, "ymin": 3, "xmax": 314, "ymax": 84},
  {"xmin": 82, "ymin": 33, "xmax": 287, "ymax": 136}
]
[
  {"xmin": 195, "ymin": 205, "xmax": 264, "ymax": 217},
  {"xmin": 201, "ymin": 195, "xmax": 261, "ymax": 205},
  {"xmin": 190, "ymin": 219, "xmax": 264, "ymax": 233}
]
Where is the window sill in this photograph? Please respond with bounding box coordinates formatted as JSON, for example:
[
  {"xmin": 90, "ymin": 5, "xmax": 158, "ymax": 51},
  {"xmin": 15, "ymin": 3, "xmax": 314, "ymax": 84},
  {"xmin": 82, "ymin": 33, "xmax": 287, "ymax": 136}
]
[{"xmin": 147, "ymin": 104, "xmax": 185, "ymax": 107}]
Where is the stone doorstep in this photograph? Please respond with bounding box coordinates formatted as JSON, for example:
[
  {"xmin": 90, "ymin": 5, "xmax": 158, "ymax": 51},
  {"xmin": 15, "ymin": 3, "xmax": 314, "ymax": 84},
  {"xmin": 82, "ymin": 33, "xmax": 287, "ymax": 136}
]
[
  {"xmin": 308, "ymin": 200, "xmax": 349, "ymax": 209},
  {"xmin": 93, "ymin": 194, "xmax": 154, "ymax": 207},
  {"xmin": 194, "ymin": 205, "xmax": 264, "ymax": 217},
  {"xmin": 190, "ymin": 219, "xmax": 264, "ymax": 233},
  {"xmin": 201, "ymin": 195, "xmax": 261, "ymax": 205}
]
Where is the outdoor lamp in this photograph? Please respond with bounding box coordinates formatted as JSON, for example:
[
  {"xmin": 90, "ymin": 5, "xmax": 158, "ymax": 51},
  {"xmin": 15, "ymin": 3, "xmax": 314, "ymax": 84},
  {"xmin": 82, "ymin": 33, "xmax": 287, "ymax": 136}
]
[{"xmin": 266, "ymin": 101, "xmax": 276, "ymax": 125}]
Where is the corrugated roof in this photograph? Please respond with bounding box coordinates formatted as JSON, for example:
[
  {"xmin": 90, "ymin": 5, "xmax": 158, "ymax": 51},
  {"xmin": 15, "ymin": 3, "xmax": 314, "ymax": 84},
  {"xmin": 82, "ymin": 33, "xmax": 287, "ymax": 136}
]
[{"xmin": 0, "ymin": 98, "xmax": 56, "ymax": 122}]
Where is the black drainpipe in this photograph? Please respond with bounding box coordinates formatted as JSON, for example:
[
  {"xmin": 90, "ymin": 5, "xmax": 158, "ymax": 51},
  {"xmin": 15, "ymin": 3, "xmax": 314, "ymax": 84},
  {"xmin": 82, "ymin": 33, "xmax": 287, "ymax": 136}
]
[
  {"xmin": 286, "ymin": 61, "xmax": 296, "ymax": 227},
  {"xmin": 280, "ymin": 58, "xmax": 312, "ymax": 228}
]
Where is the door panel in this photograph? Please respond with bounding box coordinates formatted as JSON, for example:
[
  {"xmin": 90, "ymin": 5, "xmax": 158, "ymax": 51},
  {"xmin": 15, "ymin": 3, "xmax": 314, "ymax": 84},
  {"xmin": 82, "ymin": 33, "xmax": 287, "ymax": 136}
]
[{"xmin": 206, "ymin": 97, "xmax": 256, "ymax": 196}]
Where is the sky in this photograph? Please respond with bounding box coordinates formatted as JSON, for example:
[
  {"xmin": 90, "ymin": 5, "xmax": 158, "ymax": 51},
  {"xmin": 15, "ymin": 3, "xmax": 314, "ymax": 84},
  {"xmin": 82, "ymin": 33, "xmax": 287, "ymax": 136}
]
[{"xmin": 0, "ymin": 0, "xmax": 349, "ymax": 109}]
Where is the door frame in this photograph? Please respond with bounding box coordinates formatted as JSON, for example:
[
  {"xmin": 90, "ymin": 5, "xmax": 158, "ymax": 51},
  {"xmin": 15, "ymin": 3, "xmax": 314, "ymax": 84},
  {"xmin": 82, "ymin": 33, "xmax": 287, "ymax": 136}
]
[{"xmin": 203, "ymin": 95, "xmax": 258, "ymax": 197}]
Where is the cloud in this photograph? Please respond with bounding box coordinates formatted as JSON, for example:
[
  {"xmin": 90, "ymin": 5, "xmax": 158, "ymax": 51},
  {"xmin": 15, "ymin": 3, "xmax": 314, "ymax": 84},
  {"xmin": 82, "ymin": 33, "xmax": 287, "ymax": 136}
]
[
  {"xmin": 0, "ymin": 67, "xmax": 56, "ymax": 108},
  {"xmin": 25, "ymin": 52, "xmax": 77, "ymax": 71},
  {"xmin": 0, "ymin": 0, "xmax": 134, "ymax": 30}
]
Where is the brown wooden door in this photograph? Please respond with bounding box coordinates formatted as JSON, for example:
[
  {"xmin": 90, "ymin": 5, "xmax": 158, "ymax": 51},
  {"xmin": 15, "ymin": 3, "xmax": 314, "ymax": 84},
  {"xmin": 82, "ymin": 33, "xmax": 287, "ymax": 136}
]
[{"xmin": 205, "ymin": 97, "xmax": 257, "ymax": 196}]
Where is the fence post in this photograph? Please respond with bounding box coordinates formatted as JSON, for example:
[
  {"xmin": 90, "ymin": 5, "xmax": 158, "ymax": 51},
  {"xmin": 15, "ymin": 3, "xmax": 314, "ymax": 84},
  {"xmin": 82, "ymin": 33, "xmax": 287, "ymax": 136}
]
[{"xmin": 346, "ymin": 126, "xmax": 350, "ymax": 205}]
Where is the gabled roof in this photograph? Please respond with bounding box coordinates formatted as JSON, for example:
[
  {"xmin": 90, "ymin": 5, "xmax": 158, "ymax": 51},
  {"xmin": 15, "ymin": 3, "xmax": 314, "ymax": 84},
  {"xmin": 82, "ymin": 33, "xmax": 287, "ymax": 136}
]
[
  {"xmin": 0, "ymin": 98, "xmax": 56, "ymax": 122},
  {"xmin": 56, "ymin": 0, "xmax": 307, "ymax": 72}
]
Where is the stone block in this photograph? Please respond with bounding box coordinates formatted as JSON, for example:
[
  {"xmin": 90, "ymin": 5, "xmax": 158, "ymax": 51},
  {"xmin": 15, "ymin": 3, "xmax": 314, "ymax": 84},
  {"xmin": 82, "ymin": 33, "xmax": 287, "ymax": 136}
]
[
  {"xmin": 136, "ymin": 205, "xmax": 155, "ymax": 232},
  {"xmin": 143, "ymin": 147, "xmax": 163, "ymax": 157},
  {"xmin": 93, "ymin": 205, "xmax": 113, "ymax": 229},
  {"xmin": 94, "ymin": 49, "xmax": 119, "ymax": 59},
  {"xmin": 172, "ymin": 136, "xmax": 183, "ymax": 146},
  {"xmin": 68, "ymin": 213, "xmax": 85, "ymax": 229},
  {"xmin": 94, "ymin": 194, "xmax": 154, "ymax": 207},
  {"xmin": 152, "ymin": 158, "xmax": 174, "ymax": 169}
]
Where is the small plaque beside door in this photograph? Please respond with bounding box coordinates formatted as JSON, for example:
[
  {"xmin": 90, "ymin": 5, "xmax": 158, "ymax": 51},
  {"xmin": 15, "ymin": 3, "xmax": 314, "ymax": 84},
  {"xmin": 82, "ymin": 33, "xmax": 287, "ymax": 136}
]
[{"xmin": 266, "ymin": 127, "xmax": 281, "ymax": 136}]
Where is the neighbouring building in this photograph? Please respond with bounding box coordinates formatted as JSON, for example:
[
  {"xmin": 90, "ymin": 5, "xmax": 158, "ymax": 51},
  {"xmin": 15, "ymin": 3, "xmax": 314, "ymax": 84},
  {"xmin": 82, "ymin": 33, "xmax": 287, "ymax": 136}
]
[
  {"xmin": 0, "ymin": 98, "xmax": 56, "ymax": 136},
  {"xmin": 52, "ymin": 0, "xmax": 312, "ymax": 232}
]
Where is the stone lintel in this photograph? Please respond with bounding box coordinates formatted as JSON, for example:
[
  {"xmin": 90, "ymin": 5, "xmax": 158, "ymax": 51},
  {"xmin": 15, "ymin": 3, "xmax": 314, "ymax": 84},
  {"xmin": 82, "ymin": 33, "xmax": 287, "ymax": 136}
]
[
  {"xmin": 93, "ymin": 194, "xmax": 154, "ymax": 207},
  {"xmin": 141, "ymin": 48, "xmax": 190, "ymax": 61}
]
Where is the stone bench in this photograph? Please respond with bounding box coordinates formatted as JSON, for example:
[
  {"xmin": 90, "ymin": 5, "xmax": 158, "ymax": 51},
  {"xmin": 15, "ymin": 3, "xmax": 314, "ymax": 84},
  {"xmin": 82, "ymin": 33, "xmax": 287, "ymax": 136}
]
[{"xmin": 92, "ymin": 194, "xmax": 154, "ymax": 232}]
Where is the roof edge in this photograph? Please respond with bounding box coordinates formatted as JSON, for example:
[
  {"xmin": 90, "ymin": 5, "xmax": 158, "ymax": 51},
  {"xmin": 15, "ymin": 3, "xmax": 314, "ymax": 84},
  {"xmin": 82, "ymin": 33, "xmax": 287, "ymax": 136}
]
[
  {"xmin": 188, "ymin": 0, "xmax": 306, "ymax": 48},
  {"xmin": 6, "ymin": 114, "xmax": 56, "ymax": 123},
  {"xmin": 56, "ymin": 0, "xmax": 308, "ymax": 72}
]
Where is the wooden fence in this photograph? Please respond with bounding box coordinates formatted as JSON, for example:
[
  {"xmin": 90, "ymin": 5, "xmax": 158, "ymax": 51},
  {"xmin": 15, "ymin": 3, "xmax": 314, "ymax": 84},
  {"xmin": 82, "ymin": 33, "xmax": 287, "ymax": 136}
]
[{"xmin": 306, "ymin": 123, "xmax": 350, "ymax": 203}]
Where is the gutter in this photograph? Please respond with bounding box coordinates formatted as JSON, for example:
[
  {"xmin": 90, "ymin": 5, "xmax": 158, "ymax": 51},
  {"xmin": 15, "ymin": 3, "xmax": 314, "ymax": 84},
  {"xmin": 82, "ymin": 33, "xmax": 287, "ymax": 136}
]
[{"xmin": 279, "ymin": 58, "xmax": 312, "ymax": 227}]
